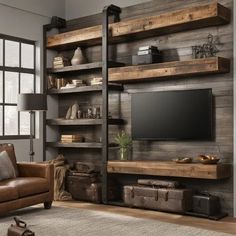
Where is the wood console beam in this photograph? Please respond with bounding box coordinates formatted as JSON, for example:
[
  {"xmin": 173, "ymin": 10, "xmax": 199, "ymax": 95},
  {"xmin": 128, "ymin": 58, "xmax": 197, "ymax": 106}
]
[
  {"xmin": 47, "ymin": 2, "xmax": 230, "ymax": 49},
  {"xmin": 107, "ymin": 161, "xmax": 231, "ymax": 179},
  {"xmin": 108, "ymin": 57, "xmax": 230, "ymax": 83}
]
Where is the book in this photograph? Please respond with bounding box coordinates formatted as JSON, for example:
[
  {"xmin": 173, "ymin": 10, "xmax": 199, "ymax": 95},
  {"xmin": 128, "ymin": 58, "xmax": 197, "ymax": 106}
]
[
  {"xmin": 138, "ymin": 45, "xmax": 158, "ymax": 51},
  {"xmin": 137, "ymin": 49, "xmax": 159, "ymax": 55},
  {"xmin": 61, "ymin": 134, "xmax": 83, "ymax": 139}
]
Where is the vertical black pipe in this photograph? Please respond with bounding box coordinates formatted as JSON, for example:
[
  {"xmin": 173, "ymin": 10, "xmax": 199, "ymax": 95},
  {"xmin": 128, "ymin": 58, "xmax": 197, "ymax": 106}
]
[
  {"xmin": 102, "ymin": 7, "xmax": 109, "ymax": 204},
  {"xmin": 101, "ymin": 5, "xmax": 121, "ymax": 204},
  {"xmin": 42, "ymin": 25, "xmax": 47, "ymax": 161}
]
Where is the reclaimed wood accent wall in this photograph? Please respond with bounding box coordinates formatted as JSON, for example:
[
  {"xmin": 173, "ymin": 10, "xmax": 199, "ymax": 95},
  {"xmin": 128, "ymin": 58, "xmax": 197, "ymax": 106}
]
[{"xmin": 56, "ymin": 0, "xmax": 233, "ymax": 214}]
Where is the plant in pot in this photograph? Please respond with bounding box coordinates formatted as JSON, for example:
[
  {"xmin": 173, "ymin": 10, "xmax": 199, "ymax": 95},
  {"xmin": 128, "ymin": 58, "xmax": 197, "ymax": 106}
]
[{"xmin": 114, "ymin": 131, "xmax": 132, "ymax": 161}]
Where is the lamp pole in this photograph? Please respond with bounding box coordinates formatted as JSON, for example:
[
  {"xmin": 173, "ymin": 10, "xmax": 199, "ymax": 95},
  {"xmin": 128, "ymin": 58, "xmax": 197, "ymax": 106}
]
[{"xmin": 29, "ymin": 110, "xmax": 35, "ymax": 162}]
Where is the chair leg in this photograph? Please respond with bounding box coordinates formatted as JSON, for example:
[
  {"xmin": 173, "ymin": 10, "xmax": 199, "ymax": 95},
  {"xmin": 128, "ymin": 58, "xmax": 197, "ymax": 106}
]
[{"xmin": 44, "ymin": 201, "xmax": 52, "ymax": 209}]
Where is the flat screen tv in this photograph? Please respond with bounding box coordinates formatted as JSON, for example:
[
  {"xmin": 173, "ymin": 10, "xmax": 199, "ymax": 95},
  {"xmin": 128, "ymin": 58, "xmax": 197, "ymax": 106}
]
[{"xmin": 131, "ymin": 89, "xmax": 213, "ymax": 140}]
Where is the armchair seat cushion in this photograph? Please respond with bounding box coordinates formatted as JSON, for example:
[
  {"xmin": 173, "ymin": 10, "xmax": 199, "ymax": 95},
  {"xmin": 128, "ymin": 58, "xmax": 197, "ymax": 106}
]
[
  {"xmin": 0, "ymin": 186, "xmax": 19, "ymax": 203},
  {"xmin": 0, "ymin": 177, "xmax": 49, "ymax": 198}
]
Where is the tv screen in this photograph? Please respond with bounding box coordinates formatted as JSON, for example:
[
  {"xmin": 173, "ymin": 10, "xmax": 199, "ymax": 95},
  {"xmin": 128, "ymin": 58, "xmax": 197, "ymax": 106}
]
[{"xmin": 131, "ymin": 89, "xmax": 213, "ymax": 140}]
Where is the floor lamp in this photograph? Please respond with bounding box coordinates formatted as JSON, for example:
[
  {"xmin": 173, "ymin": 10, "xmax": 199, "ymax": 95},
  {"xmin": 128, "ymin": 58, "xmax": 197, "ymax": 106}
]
[{"xmin": 17, "ymin": 94, "xmax": 47, "ymax": 162}]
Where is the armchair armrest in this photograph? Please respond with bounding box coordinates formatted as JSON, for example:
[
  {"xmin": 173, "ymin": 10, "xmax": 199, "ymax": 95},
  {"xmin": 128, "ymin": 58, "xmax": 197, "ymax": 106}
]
[
  {"xmin": 17, "ymin": 162, "xmax": 54, "ymax": 201},
  {"xmin": 17, "ymin": 162, "xmax": 54, "ymax": 179}
]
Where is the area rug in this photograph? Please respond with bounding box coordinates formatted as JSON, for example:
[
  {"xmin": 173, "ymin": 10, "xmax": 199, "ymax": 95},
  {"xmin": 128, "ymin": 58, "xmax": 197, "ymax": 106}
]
[{"xmin": 0, "ymin": 206, "xmax": 233, "ymax": 236}]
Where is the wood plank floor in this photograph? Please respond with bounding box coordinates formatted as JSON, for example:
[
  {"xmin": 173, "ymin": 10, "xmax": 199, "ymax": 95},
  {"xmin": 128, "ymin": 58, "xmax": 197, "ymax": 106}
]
[{"xmin": 54, "ymin": 201, "xmax": 236, "ymax": 235}]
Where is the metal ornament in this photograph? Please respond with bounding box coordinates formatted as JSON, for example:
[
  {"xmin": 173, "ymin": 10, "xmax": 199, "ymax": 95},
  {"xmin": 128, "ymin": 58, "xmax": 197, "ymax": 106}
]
[{"xmin": 192, "ymin": 34, "xmax": 219, "ymax": 59}]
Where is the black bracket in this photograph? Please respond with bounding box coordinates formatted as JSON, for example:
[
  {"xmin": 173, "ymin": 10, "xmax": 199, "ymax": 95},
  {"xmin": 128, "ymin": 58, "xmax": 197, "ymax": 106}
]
[
  {"xmin": 103, "ymin": 5, "xmax": 121, "ymax": 22},
  {"xmin": 44, "ymin": 16, "xmax": 66, "ymax": 31}
]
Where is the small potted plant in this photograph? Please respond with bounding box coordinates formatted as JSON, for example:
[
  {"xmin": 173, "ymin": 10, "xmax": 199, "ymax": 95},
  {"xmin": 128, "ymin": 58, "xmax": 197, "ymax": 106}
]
[{"xmin": 114, "ymin": 131, "xmax": 132, "ymax": 161}]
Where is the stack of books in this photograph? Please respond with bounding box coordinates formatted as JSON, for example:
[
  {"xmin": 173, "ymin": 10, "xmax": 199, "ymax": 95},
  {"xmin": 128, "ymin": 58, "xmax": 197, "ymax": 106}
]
[
  {"xmin": 53, "ymin": 56, "xmax": 69, "ymax": 69},
  {"xmin": 132, "ymin": 45, "xmax": 162, "ymax": 65},
  {"xmin": 137, "ymin": 46, "xmax": 160, "ymax": 55},
  {"xmin": 72, "ymin": 79, "xmax": 86, "ymax": 87},
  {"xmin": 61, "ymin": 134, "xmax": 84, "ymax": 143},
  {"xmin": 90, "ymin": 77, "xmax": 102, "ymax": 85}
]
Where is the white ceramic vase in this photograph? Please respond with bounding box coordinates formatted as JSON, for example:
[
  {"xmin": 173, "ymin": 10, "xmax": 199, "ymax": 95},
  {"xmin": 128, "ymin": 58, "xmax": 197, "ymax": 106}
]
[{"xmin": 71, "ymin": 47, "xmax": 87, "ymax": 65}]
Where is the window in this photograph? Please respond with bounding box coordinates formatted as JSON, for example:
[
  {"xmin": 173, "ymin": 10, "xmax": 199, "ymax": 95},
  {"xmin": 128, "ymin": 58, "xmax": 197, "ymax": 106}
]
[{"xmin": 0, "ymin": 34, "xmax": 36, "ymax": 139}]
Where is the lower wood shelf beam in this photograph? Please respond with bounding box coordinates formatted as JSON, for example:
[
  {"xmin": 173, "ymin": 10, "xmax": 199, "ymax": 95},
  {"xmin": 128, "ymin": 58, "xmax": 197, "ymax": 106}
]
[
  {"xmin": 46, "ymin": 118, "xmax": 124, "ymax": 126},
  {"xmin": 47, "ymin": 142, "xmax": 102, "ymax": 148},
  {"xmin": 48, "ymin": 84, "xmax": 123, "ymax": 95},
  {"xmin": 108, "ymin": 57, "xmax": 230, "ymax": 83},
  {"xmin": 107, "ymin": 161, "xmax": 231, "ymax": 180}
]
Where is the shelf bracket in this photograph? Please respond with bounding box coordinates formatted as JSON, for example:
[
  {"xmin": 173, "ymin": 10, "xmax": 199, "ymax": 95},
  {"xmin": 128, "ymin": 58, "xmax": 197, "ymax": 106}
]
[{"xmin": 102, "ymin": 5, "xmax": 121, "ymax": 204}]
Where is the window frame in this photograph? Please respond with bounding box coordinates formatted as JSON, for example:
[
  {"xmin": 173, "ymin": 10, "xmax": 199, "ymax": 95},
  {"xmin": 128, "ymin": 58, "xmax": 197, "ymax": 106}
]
[{"xmin": 0, "ymin": 34, "xmax": 36, "ymax": 140}]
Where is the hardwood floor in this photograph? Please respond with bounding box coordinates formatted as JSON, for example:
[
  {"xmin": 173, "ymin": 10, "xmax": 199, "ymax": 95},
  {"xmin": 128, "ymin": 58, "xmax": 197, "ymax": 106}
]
[{"xmin": 54, "ymin": 201, "xmax": 236, "ymax": 235}]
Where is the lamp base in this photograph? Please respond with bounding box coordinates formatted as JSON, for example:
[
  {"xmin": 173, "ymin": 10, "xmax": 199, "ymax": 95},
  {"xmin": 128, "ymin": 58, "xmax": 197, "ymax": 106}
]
[{"xmin": 29, "ymin": 151, "xmax": 35, "ymax": 162}]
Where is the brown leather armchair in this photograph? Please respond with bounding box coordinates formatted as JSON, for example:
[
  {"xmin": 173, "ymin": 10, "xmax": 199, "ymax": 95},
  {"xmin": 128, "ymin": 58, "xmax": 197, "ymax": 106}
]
[{"xmin": 0, "ymin": 143, "xmax": 54, "ymax": 215}]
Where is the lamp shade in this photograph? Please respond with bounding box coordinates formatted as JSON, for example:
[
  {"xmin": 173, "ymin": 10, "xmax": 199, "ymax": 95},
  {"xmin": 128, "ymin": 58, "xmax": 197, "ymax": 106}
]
[{"xmin": 17, "ymin": 94, "xmax": 47, "ymax": 111}]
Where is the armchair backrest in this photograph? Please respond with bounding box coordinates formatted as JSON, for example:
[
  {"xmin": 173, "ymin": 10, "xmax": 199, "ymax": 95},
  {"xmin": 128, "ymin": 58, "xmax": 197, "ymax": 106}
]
[{"xmin": 0, "ymin": 143, "xmax": 19, "ymax": 177}]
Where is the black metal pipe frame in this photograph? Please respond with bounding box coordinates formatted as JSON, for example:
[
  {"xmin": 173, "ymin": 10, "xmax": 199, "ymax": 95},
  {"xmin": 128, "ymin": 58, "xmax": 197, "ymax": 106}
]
[
  {"xmin": 43, "ymin": 18, "xmax": 66, "ymax": 161},
  {"xmin": 102, "ymin": 5, "xmax": 121, "ymax": 204}
]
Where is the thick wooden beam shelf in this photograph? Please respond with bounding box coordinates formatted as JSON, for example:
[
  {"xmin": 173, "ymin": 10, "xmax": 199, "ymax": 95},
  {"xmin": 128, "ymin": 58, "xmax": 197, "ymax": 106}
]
[
  {"xmin": 46, "ymin": 118, "xmax": 124, "ymax": 126},
  {"xmin": 47, "ymin": 142, "xmax": 118, "ymax": 149},
  {"xmin": 108, "ymin": 57, "xmax": 230, "ymax": 83},
  {"xmin": 47, "ymin": 142, "xmax": 103, "ymax": 148},
  {"xmin": 48, "ymin": 61, "xmax": 124, "ymax": 74},
  {"xmin": 107, "ymin": 161, "xmax": 231, "ymax": 180},
  {"xmin": 47, "ymin": 2, "xmax": 230, "ymax": 49},
  {"xmin": 48, "ymin": 84, "xmax": 123, "ymax": 94}
]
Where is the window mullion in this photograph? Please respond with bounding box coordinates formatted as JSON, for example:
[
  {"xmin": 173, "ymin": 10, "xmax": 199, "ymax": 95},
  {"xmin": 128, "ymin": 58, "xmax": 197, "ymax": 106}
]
[
  {"xmin": 18, "ymin": 42, "xmax": 21, "ymax": 135},
  {"xmin": 2, "ymin": 39, "xmax": 5, "ymax": 136},
  {"xmin": 34, "ymin": 44, "xmax": 36, "ymax": 93}
]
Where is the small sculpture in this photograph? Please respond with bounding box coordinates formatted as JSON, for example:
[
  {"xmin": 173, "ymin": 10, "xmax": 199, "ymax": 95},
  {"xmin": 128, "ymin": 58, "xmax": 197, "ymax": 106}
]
[
  {"xmin": 192, "ymin": 34, "xmax": 219, "ymax": 59},
  {"xmin": 71, "ymin": 47, "xmax": 87, "ymax": 65},
  {"xmin": 70, "ymin": 103, "xmax": 79, "ymax": 119},
  {"xmin": 65, "ymin": 106, "xmax": 72, "ymax": 120}
]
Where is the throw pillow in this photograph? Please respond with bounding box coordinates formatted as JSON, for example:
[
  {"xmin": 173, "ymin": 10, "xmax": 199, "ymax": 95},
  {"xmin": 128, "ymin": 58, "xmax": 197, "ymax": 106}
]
[{"xmin": 0, "ymin": 151, "xmax": 16, "ymax": 181}]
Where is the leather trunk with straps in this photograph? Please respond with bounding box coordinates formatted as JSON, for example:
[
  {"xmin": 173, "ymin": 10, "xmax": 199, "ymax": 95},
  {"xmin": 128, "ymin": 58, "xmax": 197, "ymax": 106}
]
[
  {"xmin": 66, "ymin": 172, "xmax": 101, "ymax": 203},
  {"xmin": 124, "ymin": 185, "xmax": 193, "ymax": 213}
]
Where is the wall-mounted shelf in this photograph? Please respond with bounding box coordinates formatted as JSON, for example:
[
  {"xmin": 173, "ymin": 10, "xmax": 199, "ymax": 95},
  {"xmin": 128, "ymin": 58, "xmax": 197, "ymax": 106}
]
[
  {"xmin": 48, "ymin": 84, "xmax": 123, "ymax": 94},
  {"xmin": 47, "ymin": 142, "xmax": 118, "ymax": 148},
  {"xmin": 46, "ymin": 118, "xmax": 124, "ymax": 126},
  {"xmin": 47, "ymin": 2, "xmax": 230, "ymax": 49},
  {"xmin": 48, "ymin": 61, "xmax": 124, "ymax": 74},
  {"xmin": 47, "ymin": 142, "xmax": 103, "ymax": 148},
  {"xmin": 108, "ymin": 57, "xmax": 230, "ymax": 83},
  {"xmin": 107, "ymin": 161, "xmax": 231, "ymax": 180}
]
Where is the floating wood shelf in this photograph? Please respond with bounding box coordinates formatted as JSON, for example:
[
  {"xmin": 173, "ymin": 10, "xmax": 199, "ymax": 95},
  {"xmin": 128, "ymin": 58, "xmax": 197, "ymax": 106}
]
[
  {"xmin": 48, "ymin": 61, "xmax": 124, "ymax": 74},
  {"xmin": 108, "ymin": 57, "xmax": 230, "ymax": 83},
  {"xmin": 46, "ymin": 118, "xmax": 124, "ymax": 126},
  {"xmin": 47, "ymin": 142, "xmax": 103, "ymax": 148},
  {"xmin": 107, "ymin": 161, "xmax": 231, "ymax": 180},
  {"xmin": 48, "ymin": 84, "xmax": 123, "ymax": 94},
  {"xmin": 47, "ymin": 2, "xmax": 230, "ymax": 49},
  {"xmin": 47, "ymin": 142, "xmax": 118, "ymax": 148}
]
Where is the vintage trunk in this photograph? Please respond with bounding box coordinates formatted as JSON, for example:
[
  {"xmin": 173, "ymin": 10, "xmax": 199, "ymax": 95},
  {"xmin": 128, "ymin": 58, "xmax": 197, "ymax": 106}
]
[
  {"xmin": 66, "ymin": 174, "xmax": 101, "ymax": 203},
  {"xmin": 192, "ymin": 194, "xmax": 221, "ymax": 215},
  {"xmin": 124, "ymin": 185, "xmax": 193, "ymax": 213}
]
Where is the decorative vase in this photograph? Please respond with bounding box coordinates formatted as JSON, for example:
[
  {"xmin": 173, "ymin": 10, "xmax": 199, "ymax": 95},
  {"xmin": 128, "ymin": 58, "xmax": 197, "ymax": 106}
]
[
  {"xmin": 119, "ymin": 147, "xmax": 130, "ymax": 161},
  {"xmin": 71, "ymin": 47, "xmax": 87, "ymax": 65}
]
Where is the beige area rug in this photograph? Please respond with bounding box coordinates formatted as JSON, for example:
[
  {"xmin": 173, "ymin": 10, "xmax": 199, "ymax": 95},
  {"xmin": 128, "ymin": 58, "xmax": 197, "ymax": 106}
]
[{"xmin": 0, "ymin": 206, "xmax": 233, "ymax": 236}]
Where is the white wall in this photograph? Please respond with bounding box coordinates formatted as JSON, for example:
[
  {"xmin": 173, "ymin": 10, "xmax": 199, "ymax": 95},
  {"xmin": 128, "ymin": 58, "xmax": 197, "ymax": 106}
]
[
  {"xmin": 0, "ymin": 0, "xmax": 65, "ymax": 18},
  {"xmin": 0, "ymin": 2, "xmax": 64, "ymax": 162},
  {"xmin": 65, "ymin": 0, "xmax": 151, "ymax": 19}
]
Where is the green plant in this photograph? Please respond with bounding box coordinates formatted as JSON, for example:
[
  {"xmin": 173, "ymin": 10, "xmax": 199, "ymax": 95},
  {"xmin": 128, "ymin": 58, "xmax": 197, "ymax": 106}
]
[{"xmin": 114, "ymin": 131, "xmax": 132, "ymax": 149}]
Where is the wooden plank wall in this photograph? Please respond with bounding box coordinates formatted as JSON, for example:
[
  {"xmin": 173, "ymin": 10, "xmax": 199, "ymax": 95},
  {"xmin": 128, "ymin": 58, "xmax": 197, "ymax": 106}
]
[{"xmin": 57, "ymin": 0, "xmax": 233, "ymax": 215}]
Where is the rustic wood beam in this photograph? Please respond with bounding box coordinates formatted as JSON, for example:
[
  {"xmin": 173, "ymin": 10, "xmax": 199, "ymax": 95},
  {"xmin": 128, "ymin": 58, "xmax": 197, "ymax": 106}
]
[
  {"xmin": 47, "ymin": 2, "xmax": 230, "ymax": 49},
  {"xmin": 107, "ymin": 161, "xmax": 231, "ymax": 179}
]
